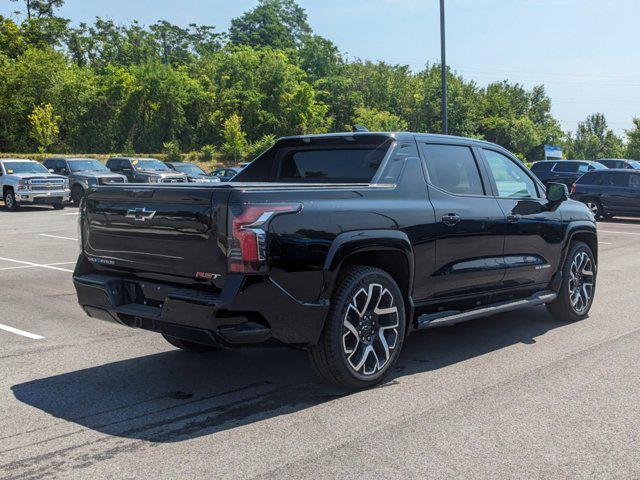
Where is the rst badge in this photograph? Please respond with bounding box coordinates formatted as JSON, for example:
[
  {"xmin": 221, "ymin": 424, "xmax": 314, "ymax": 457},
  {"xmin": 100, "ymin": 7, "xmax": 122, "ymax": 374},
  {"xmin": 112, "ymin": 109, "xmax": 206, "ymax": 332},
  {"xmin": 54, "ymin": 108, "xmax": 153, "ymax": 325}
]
[{"xmin": 126, "ymin": 207, "xmax": 156, "ymax": 222}]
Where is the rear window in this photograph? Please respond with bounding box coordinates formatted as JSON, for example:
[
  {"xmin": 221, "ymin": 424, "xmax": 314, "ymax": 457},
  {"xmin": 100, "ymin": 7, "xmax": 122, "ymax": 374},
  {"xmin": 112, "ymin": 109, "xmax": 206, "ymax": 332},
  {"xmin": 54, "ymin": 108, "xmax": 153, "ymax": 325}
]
[
  {"xmin": 531, "ymin": 162, "xmax": 554, "ymax": 173},
  {"xmin": 278, "ymin": 148, "xmax": 385, "ymax": 183},
  {"xmin": 234, "ymin": 136, "xmax": 393, "ymax": 183},
  {"xmin": 554, "ymin": 162, "xmax": 579, "ymax": 173}
]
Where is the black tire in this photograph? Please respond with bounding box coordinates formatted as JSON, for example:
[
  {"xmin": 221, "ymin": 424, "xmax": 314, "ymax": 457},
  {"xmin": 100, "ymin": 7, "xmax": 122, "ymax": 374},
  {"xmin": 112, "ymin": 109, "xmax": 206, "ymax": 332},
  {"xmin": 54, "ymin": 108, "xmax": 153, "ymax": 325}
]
[
  {"xmin": 308, "ymin": 266, "xmax": 406, "ymax": 389},
  {"xmin": 547, "ymin": 241, "xmax": 596, "ymax": 322},
  {"xmin": 3, "ymin": 188, "xmax": 19, "ymax": 211},
  {"xmin": 52, "ymin": 202, "xmax": 65, "ymax": 210},
  {"xmin": 71, "ymin": 185, "xmax": 84, "ymax": 205},
  {"xmin": 162, "ymin": 333, "xmax": 220, "ymax": 353},
  {"xmin": 583, "ymin": 199, "xmax": 602, "ymax": 219}
]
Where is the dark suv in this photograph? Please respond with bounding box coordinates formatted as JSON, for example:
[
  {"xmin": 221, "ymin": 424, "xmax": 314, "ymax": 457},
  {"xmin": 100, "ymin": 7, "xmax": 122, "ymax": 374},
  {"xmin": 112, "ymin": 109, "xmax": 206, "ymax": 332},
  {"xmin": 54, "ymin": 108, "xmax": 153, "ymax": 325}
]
[
  {"xmin": 74, "ymin": 133, "xmax": 598, "ymax": 389},
  {"xmin": 598, "ymin": 159, "xmax": 640, "ymax": 170},
  {"xmin": 106, "ymin": 157, "xmax": 187, "ymax": 183},
  {"xmin": 571, "ymin": 168, "xmax": 640, "ymax": 219},
  {"xmin": 530, "ymin": 160, "xmax": 606, "ymax": 188},
  {"xmin": 44, "ymin": 158, "xmax": 127, "ymax": 204}
]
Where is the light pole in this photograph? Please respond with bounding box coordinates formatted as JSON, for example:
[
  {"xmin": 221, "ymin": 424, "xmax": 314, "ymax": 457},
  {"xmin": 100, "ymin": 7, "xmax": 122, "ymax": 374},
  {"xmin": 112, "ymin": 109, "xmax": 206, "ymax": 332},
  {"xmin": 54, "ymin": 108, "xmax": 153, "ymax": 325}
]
[{"xmin": 440, "ymin": 0, "xmax": 448, "ymax": 135}]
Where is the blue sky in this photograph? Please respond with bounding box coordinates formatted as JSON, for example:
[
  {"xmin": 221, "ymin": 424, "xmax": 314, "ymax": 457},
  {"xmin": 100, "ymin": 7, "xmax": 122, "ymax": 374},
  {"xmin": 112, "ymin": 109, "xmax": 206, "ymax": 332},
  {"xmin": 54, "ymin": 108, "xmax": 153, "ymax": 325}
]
[{"xmin": 3, "ymin": 0, "xmax": 640, "ymax": 135}]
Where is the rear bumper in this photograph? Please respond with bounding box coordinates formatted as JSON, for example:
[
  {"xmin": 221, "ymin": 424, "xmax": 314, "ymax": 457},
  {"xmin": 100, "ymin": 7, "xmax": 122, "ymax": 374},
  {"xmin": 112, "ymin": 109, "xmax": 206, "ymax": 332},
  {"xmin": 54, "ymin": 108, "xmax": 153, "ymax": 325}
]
[{"xmin": 73, "ymin": 267, "xmax": 329, "ymax": 347}]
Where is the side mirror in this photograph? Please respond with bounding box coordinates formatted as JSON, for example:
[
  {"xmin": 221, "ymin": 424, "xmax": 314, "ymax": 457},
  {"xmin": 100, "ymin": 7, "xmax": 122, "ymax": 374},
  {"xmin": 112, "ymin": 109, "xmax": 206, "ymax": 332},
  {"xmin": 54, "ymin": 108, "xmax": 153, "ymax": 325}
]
[{"xmin": 547, "ymin": 182, "xmax": 569, "ymax": 204}]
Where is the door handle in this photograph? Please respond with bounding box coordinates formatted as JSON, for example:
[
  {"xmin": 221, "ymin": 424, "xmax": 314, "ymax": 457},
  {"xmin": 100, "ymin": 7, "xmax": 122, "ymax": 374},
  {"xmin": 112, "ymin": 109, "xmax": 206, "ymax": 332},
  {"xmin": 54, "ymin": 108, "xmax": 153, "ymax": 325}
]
[
  {"xmin": 506, "ymin": 214, "xmax": 521, "ymax": 223},
  {"xmin": 441, "ymin": 213, "xmax": 461, "ymax": 226}
]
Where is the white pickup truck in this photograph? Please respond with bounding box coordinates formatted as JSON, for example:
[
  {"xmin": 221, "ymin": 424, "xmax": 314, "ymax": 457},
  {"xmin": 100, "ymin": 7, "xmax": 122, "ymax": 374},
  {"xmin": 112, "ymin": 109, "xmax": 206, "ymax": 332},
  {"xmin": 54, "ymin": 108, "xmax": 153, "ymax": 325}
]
[{"xmin": 0, "ymin": 159, "xmax": 70, "ymax": 211}]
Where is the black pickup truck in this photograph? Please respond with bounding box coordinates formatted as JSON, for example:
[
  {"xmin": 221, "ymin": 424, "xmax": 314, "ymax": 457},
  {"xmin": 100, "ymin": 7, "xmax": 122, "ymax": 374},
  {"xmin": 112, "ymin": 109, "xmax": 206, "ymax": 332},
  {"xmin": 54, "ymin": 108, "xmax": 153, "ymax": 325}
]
[{"xmin": 74, "ymin": 132, "xmax": 598, "ymax": 389}]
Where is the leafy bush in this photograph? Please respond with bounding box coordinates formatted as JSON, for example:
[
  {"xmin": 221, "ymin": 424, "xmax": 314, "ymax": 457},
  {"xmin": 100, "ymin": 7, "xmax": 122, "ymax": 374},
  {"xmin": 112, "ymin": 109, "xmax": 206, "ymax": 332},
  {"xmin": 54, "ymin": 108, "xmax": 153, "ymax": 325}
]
[
  {"xmin": 199, "ymin": 144, "xmax": 216, "ymax": 161},
  {"xmin": 162, "ymin": 141, "xmax": 182, "ymax": 162},
  {"xmin": 245, "ymin": 134, "xmax": 276, "ymax": 161}
]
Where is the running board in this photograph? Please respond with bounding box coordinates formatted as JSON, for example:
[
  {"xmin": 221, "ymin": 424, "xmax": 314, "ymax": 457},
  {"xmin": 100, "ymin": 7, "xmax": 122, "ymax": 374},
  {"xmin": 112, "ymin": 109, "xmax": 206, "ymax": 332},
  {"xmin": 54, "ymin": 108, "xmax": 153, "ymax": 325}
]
[{"xmin": 416, "ymin": 290, "xmax": 557, "ymax": 329}]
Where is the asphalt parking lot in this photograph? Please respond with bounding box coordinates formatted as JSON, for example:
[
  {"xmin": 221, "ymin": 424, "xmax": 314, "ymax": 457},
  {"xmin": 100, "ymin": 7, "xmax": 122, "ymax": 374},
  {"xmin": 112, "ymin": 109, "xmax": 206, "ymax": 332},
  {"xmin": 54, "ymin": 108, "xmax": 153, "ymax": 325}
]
[{"xmin": 1, "ymin": 206, "xmax": 640, "ymax": 479}]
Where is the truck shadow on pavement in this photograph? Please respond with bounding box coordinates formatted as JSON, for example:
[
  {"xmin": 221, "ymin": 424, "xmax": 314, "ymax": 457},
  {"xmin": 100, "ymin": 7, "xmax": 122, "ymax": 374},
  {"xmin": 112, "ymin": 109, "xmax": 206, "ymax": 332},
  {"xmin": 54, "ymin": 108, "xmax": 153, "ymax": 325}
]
[{"xmin": 12, "ymin": 306, "xmax": 566, "ymax": 443}]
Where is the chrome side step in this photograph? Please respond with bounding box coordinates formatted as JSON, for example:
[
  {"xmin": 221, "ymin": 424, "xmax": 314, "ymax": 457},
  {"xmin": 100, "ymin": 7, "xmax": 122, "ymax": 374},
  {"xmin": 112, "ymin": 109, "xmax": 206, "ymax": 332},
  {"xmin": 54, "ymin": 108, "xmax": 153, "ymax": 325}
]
[{"xmin": 416, "ymin": 290, "xmax": 557, "ymax": 329}]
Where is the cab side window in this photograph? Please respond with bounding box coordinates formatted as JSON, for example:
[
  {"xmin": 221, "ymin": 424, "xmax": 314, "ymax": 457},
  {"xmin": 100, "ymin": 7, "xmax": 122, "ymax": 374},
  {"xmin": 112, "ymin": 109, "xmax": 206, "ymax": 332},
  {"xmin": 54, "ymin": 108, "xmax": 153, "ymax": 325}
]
[
  {"xmin": 421, "ymin": 144, "xmax": 485, "ymax": 196},
  {"xmin": 483, "ymin": 149, "xmax": 539, "ymax": 198},
  {"xmin": 629, "ymin": 174, "xmax": 640, "ymax": 189}
]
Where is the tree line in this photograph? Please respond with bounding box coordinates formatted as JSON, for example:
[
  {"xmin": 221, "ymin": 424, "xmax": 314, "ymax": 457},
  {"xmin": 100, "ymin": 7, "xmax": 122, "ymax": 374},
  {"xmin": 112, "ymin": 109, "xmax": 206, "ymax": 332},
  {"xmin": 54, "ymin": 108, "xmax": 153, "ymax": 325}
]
[{"xmin": 1, "ymin": 0, "xmax": 639, "ymax": 162}]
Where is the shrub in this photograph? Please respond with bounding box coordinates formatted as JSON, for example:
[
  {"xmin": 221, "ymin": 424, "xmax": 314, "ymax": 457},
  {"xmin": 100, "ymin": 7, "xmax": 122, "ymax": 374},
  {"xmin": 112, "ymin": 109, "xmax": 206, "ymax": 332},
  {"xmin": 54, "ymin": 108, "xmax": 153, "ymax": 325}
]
[
  {"xmin": 162, "ymin": 141, "xmax": 183, "ymax": 162},
  {"xmin": 199, "ymin": 144, "xmax": 216, "ymax": 161}
]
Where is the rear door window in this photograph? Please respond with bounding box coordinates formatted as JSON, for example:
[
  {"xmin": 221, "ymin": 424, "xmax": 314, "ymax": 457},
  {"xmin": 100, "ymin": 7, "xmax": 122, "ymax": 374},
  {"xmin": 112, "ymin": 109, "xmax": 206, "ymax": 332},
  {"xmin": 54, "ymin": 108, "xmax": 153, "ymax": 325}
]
[
  {"xmin": 421, "ymin": 144, "xmax": 485, "ymax": 195},
  {"xmin": 531, "ymin": 162, "xmax": 554, "ymax": 174}
]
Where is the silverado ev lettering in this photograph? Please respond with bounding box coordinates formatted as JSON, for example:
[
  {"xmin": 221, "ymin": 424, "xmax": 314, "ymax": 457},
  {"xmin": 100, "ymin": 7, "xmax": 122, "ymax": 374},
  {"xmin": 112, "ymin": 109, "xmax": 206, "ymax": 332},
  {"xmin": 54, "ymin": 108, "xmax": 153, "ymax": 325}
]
[{"xmin": 73, "ymin": 132, "xmax": 598, "ymax": 389}]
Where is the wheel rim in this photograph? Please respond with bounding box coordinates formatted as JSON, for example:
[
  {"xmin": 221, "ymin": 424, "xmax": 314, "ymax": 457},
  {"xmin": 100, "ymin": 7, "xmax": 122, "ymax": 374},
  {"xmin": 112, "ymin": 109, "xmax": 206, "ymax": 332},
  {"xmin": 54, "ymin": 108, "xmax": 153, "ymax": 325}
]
[
  {"xmin": 342, "ymin": 283, "xmax": 399, "ymax": 376},
  {"xmin": 586, "ymin": 202, "xmax": 599, "ymax": 216},
  {"xmin": 5, "ymin": 193, "xmax": 14, "ymax": 209},
  {"xmin": 568, "ymin": 251, "xmax": 594, "ymax": 315}
]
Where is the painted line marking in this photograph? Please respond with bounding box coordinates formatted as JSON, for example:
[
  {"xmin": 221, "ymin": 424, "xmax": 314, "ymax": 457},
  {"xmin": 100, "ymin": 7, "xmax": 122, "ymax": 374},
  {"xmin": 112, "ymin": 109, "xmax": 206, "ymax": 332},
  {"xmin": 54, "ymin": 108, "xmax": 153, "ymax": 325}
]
[
  {"xmin": 39, "ymin": 234, "xmax": 77, "ymax": 241},
  {"xmin": 0, "ymin": 256, "xmax": 74, "ymax": 273},
  {"xmin": 0, "ymin": 261, "xmax": 75, "ymax": 272},
  {"xmin": 0, "ymin": 323, "xmax": 44, "ymax": 340},
  {"xmin": 598, "ymin": 241, "xmax": 613, "ymax": 245},
  {"xmin": 62, "ymin": 211, "xmax": 79, "ymax": 216},
  {"xmin": 599, "ymin": 230, "xmax": 640, "ymax": 236}
]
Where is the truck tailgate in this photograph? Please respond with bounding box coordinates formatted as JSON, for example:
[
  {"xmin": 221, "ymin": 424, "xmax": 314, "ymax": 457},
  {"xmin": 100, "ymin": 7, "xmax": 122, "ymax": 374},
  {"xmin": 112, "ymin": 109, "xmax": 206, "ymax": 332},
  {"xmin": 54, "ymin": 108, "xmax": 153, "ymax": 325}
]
[{"xmin": 82, "ymin": 185, "xmax": 230, "ymax": 282}]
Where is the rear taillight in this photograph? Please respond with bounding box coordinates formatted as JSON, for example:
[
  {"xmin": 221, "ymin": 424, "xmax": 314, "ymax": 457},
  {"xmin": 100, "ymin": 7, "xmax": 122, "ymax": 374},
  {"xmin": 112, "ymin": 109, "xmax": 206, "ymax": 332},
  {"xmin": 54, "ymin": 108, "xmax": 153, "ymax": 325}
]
[{"xmin": 227, "ymin": 203, "xmax": 301, "ymax": 273}]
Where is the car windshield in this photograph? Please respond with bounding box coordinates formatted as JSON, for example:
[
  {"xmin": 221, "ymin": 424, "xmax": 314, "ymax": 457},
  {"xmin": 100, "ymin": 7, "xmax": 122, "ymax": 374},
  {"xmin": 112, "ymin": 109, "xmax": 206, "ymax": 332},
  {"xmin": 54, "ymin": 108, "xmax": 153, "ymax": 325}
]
[
  {"xmin": 630, "ymin": 161, "xmax": 640, "ymax": 169},
  {"xmin": 591, "ymin": 162, "xmax": 607, "ymax": 170},
  {"xmin": 133, "ymin": 159, "xmax": 169, "ymax": 171},
  {"xmin": 172, "ymin": 164, "xmax": 205, "ymax": 175},
  {"xmin": 3, "ymin": 161, "xmax": 48, "ymax": 174},
  {"xmin": 68, "ymin": 159, "xmax": 109, "ymax": 172}
]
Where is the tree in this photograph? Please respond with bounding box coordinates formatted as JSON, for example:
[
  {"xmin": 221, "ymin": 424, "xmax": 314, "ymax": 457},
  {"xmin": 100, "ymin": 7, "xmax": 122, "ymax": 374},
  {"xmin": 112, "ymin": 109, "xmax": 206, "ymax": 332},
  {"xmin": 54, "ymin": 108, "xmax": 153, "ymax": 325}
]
[
  {"xmin": 352, "ymin": 106, "xmax": 407, "ymax": 132},
  {"xmin": 11, "ymin": 0, "xmax": 65, "ymax": 19},
  {"xmin": 229, "ymin": 0, "xmax": 311, "ymax": 49},
  {"xmin": 565, "ymin": 113, "xmax": 624, "ymax": 159},
  {"xmin": 626, "ymin": 118, "xmax": 640, "ymax": 160},
  {"xmin": 28, "ymin": 103, "xmax": 60, "ymax": 152},
  {"xmin": 219, "ymin": 114, "xmax": 248, "ymax": 162}
]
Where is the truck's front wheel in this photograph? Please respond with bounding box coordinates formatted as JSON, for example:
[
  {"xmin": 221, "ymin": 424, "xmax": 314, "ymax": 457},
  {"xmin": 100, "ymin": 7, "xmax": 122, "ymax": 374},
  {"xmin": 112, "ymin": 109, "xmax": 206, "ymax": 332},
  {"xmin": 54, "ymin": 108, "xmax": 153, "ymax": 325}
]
[
  {"xmin": 3, "ymin": 189, "xmax": 19, "ymax": 211},
  {"xmin": 309, "ymin": 266, "xmax": 406, "ymax": 389},
  {"xmin": 162, "ymin": 334, "xmax": 220, "ymax": 353}
]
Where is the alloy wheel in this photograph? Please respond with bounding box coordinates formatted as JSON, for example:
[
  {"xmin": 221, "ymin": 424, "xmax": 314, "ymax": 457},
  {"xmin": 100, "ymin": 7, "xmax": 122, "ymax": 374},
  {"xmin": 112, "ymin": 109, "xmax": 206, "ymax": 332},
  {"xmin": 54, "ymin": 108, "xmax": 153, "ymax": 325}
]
[
  {"xmin": 585, "ymin": 202, "xmax": 599, "ymax": 216},
  {"xmin": 568, "ymin": 251, "xmax": 594, "ymax": 315},
  {"xmin": 342, "ymin": 283, "xmax": 399, "ymax": 376},
  {"xmin": 5, "ymin": 192, "xmax": 14, "ymax": 210}
]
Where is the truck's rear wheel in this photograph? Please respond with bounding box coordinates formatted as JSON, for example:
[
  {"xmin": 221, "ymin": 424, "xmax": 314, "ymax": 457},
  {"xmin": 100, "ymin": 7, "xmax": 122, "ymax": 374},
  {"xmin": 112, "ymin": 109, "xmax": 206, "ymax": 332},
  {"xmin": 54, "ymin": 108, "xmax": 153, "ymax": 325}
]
[
  {"xmin": 162, "ymin": 334, "xmax": 220, "ymax": 353},
  {"xmin": 3, "ymin": 189, "xmax": 18, "ymax": 211},
  {"xmin": 71, "ymin": 185, "xmax": 84, "ymax": 205},
  {"xmin": 547, "ymin": 241, "xmax": 596, "ymax": 322},
  {"xmin": 308, "ymin": 266, "xmax": 406, "ymax": 389}
]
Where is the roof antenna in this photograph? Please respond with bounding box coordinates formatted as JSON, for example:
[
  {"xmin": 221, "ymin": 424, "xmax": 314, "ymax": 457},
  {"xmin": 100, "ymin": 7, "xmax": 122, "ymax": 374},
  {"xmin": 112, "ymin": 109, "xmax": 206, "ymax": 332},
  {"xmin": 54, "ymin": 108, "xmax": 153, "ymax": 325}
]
[{"xmin": 352, "ymin": 125, "xmax": 369, "ymax": 132}]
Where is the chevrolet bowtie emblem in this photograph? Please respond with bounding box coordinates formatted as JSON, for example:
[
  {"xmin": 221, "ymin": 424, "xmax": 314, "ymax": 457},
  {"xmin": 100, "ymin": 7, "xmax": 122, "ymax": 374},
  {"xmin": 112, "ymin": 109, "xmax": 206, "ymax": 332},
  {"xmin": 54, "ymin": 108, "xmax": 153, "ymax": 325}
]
[{"xmin": 126, "ymin": 207, "xmax": 156, "ymax": 222}]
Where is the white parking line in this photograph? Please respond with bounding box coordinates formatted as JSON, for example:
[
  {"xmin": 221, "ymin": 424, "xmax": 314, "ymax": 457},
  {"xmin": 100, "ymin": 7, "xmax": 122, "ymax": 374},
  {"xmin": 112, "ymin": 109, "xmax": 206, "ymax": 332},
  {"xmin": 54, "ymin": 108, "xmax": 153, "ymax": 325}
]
[
  {"xmin": 0, "ymin": 257, "xmax": 74, "ymax": 273},
  {"xmin": 62, "ymin": 211, "xmax": 79, "ymax": 216},
  {"xmin": 599, "ymin": 230, "xmax": 640, "ymax": 236},
  {"xmin": 39, "ymin": 234, "xmax": 77, "ymax": 241},
  {"xmin": 599, "ymin": 242, "xmax": 613, "ymax": 245},
  {"xmin": 0, "ymin": 323, "xmax": 44, "ymax": 340},
  {"xmin": 0, "ymin": 262, "xmax": 75, "ymax": 272}
]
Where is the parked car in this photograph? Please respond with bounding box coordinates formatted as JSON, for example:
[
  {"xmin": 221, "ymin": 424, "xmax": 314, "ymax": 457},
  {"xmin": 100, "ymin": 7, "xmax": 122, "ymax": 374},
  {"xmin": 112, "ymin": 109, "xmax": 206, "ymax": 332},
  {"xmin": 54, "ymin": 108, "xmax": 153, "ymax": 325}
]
[
  {"xmin": 210, "ymin": 167, "xmax": 242, "ymax": 182},
  {"xmin": 74, "ymin": 132, "xmax": 597, "ymax": 389},
  {"xmin": 106, "ymin": 157, "xmax": 187, "ymax": 183},
  {"xmin": 571, "ymin": 168, "xmax": 640, "ymax": 219},
  {"xmin": 43, "ymin": 157, "xmax": 127, "ymax": 205},
  {"xmin": 0, "ymin": 159, "xmax": 70, "ymax": 211},
  {"xmin": 164, "ymin": 162, "xmax": 221, "ymax": 183},
  {"xmin": 597, "ymin": 158, "xmax": 640, "ymax": 170},
  {"xmin": 530, "ymin": 160, "xmax": 606, "ymax": 188}
]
